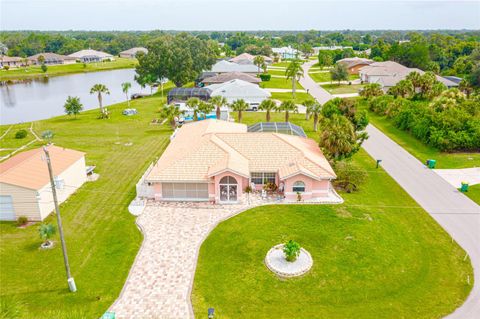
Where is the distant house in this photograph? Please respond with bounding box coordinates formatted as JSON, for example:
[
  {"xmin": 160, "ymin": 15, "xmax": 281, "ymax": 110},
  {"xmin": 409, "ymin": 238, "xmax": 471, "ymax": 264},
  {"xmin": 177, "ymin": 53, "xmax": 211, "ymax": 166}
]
[
  {"xmin": 0, "ymin": 146, "xmax": 87, "ymax": 221},
  {"xmin": 272, "ymin": 46, "xmax": 299, "ymax": 59},
  {"xmin": 28, "ymin": 52, "xmax": 77, "ymax": 66},
  {"xmin": 229, "ymin": 53, "xmax": 273, "ymax": 65},
  {"xmin": 206, "ymin": 79, "xmax": 271, "ymax": 108},
  {"xmin": 337, "ymin": 57, "xmax": 373, "ymax": 74},
  {"xmin": 68, "ymin": 49, "xmax": 114, "ymax": 63},
  {"xmin": 359, "ymin": 61, "xmax": 458, "ymax": 91},
  {"xmin": 201, "ymin": 72, "xmax": 261, "ymax": 86},
  {"xmin": 119, "ymin": 47, "xmax": 148, "ymax": 58},
  {"xmin": 0, "ymin": 56, "xmax": 24, "ymax": 68},
  {"xmin": 211, "ymin": 60, "xmax": 258, "ymax": 74}
]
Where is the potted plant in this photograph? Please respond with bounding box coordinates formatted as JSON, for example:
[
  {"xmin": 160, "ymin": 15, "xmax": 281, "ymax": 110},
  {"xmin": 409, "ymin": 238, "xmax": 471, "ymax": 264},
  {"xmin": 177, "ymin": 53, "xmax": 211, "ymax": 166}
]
[
  {"xmin": 244, "ymin": 185, "xmax": 252, "ymax": 204},
  {"xmin": 297, "ymin": 191, "xmax": 302, "ymax": 202},
  {"xmin": 39, "ymin": 223, "xmax": 56, "ymax": 249},
  {"xmin": 263, "ymin": 182, "xmax": 278, "ymax": 194},
  {"xmin": 283, "ymin": 240, "xmax": 301, "ymax": 262}
]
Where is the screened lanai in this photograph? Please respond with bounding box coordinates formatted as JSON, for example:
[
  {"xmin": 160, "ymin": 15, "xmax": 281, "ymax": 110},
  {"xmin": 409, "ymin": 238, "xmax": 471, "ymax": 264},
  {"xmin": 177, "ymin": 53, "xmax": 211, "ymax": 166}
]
[
  {"xmin": 167, "ymin": 87, "xmax": 211, "ymax": 104},
  {"xmin": 247, "ymin": 122, "xmax": 307, "ymax": 138}
]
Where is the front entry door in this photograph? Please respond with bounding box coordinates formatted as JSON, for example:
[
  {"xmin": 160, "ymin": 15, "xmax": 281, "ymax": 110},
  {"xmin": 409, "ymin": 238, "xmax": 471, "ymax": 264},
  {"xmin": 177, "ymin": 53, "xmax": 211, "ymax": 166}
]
[{"xmin": 219, "ymin": 176, "xmax": 238, "ymax": 202}]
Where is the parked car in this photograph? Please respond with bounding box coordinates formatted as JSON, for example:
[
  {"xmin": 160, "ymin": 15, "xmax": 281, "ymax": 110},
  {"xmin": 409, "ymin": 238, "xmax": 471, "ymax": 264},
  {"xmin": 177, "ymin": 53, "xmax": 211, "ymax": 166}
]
[{"xmin": 246, "ymin": 102, "xmax": 259, "ymax": 111}]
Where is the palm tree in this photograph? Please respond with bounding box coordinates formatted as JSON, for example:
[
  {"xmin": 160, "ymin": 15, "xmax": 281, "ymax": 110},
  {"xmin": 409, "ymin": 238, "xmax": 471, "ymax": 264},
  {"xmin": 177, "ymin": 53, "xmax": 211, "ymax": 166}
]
[
  {"xmin": 253, "ymin": 55, "xmax": 265, "ymax": 75},
  {"xmin": 90, "ymin": 84, "xmax": 110, "ymax": 116},
  {"xmin": 459, "ymin": 79, "xmax": 473, "ymax": 98},
  {"xmin": 198, "ymin": 101, "xmax": 215, "ymax": 119},
  {"xmin": 278, "ymin": 100, "xmax": 298, "ymax": 122},
  {"xmin": 306, "ymin": 101, "xmax": 323, "ymax": 131},
  {"xmin": 303, "ymin": 99, "xmax": 316, "ymax": 120},
  {"xmin": 210, "ymin": 95, "xmax": 228, "ymax": 120},
  {"xmin": 318, "ymin": 115, "xmax": 356, "ymax": 161},
  {"xmin": 186, "ymin": 97, "xmax": 200, "ymax": 121},
  {"xmin": 122, "ymin": 82, "xmax": 132, "ymax": 107},
  {"xmin": 39, "ymin": 223, "xmax": 56, "ymax": 246},
  {"xmin": 285, "ymin": 58, "xmax": 304, "ymax": 100},
  {"xmin": 230, "ymin": 99, "xmax": 248, "ymax": 123},
  {"xmin": 160, "ymin": 103, "xmax": 184, "ymax": 129},
  {"xmin": 259, "ymin": 99, "xmax": 277, "ymax": 122}
]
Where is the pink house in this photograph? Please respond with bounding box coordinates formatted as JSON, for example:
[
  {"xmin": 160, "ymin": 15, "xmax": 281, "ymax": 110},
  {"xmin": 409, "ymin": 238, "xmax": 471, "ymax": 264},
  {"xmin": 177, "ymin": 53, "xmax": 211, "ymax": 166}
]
[{"xmin": 145, "ymin": 120, "xmax": 337, "ymax": 203}]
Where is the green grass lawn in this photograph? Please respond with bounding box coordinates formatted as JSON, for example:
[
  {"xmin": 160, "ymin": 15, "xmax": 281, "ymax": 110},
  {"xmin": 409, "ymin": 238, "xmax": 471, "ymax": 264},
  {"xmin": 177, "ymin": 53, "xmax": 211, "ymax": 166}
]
[
  {"xmin": 358, "ymin": 102, "xmax": 480, "ymax": 169},
  {"xmin": 0, "ymin": 58, "xmax": 137, "ymax": 81},
  {"xmin": 267, "ymin": 69, "xmax": 287, "ymax": 76},
  {"xmin": 269, "ymin": 92, "xmax": 312, "ymax": 103},
  {"xmin": 321, "ymin": 83, "xmax": 364, "ymax": 94},
  {"xmin": 260, "ymin": 77, "xmax": 304, "ymax": 90},
  {"xmin": 0, "ymin": 95, "xmax": 171, "ymax": 318},
  {"xmin": 270, "ymin": 61, "xmax": 290, "ymax": 68},
  {"xmin": 192, "ymin": 114, "xmax": 473, "ymax": 319},
  {"xmin": 308, "ymin": 72, "xmax": 358, "ymax": 83},
  {"xmin": 462, "ymin": 184, "xmax": 480, "ymax": 205}
]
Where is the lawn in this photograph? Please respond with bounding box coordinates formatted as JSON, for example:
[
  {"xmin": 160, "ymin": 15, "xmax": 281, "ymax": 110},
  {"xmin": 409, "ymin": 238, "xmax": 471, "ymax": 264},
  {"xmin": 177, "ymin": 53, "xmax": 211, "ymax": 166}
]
[
  {"xmin": 358, "ymin": 102, "xmax": 480, "ymax": 169},
  {"xmin": 269, "ymin": 92, "xmax": 312, "ymax": 103},
  {"xmin": 0, "ymin": 58, "xmax": 137, "ymax": 81},
  {"xmin": 192, "ymin": 114, "xmax": 473, "ymax": 319},
  {"xmin": 0, "ymin": 95, "xmax": 171, "ymax": 318},
  {"xmin": 462, "ymin": 184, "xmax": 480, "ymax": 205},
  {"xmin": 260, "ymin": 77, "xmax": 303, "ymax": 90},
  {"xmin": 321, "ymin": 83, "xmax": 364, "ymax": 94},
  {"xmin": 308, "ymin": 72, "xmax": 358, "ymax": 83}
]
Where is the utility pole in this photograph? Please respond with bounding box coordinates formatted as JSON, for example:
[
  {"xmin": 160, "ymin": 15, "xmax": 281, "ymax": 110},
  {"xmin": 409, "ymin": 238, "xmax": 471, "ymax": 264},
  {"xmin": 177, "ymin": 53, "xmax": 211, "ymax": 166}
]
[{"xmin": 43, "ymin": 146, "xmax": 77, "ymax": 292}]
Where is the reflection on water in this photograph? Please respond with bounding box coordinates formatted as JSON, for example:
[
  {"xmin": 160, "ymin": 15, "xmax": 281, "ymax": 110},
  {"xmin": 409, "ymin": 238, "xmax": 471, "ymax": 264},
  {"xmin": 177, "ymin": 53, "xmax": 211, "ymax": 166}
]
[{"xmin": 0, "ymin": 69, "xmax": 147, "ymax": 124}]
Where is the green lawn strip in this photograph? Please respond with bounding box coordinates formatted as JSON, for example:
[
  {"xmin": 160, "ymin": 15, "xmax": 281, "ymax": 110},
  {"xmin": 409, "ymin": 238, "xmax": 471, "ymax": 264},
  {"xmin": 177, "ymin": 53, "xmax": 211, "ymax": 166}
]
[
  {"xmin": 321, "ymin": 83, "xmax": 364, "ymax": 94},
  {"xmin": 260, "ymin": 77, "xmax": 304, "ymax": 90},
  {"xmin": 269, "ymin": 92, "xmax": 312, "ymax": 103},
  {"xmin": 0, "ymin": 95, "xmax": 172, "ymax": 318},
  {"xmin": 0, "ymin": 123, "xmax": 41, "ymax": 150},
  {"xmin": 460, "ymin": 184, "xmax": 480, "ymax": 205},
  {"xmin": 0, "ymin": 58, "xmax": 137, "ymax": 81},
  {"xmin": 270, "ymin": 61, "xmax": 291, "ymax": 68},
  {"xmin": 357, "ymin": 102, "xmax": 480, "ymax": 169},
  {"xmin": 192, "ymin": 112, "xmax": 473, "ymax": 318},
  {"xmin": 267, "ymin": 69, "xmax": 287, "ymax": 76},
  {"xmin": 308, "ymin": 71, "xmax": 331, "ymax": 82}
]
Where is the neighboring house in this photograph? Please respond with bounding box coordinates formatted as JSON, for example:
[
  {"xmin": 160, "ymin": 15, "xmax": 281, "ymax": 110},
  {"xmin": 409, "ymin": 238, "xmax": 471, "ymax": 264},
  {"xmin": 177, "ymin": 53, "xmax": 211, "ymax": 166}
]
[
  {"xmin": 0, "ymin": 56, "xmax": 24, "ymax": 68},
  {"xmin": 229, "ymin": 53, "xmax": 273, "ymax": 65},
  {"xmin": 119, "ymin": 47, "xmax": 148, "ymax": 58},
  {"xmin": 0, "ymin": 145, "xmax": 87, "ymax": 221},
  {"xmin": 206, "ymin": 79, "xmax": 271, "ymax": 108},
  {"xmin": 201, "ymin": 72, "xmax": 261, "ymax": 86},
  {"xmin": 337, "ymin": 57, "xmax": 373, "ymax": 74},
  {"xmin": 28, "ymin": 52, "xmax": 77, "ymax": 65},
  {"xmin": 68, "ymin": 49, "xmax": 114, "ymax": 63},
  {"xmin": 211, "ymin": 60, "xmax": 258, "ymax": 74},
  {"xmin": 272, "ymin": 46, "xmax": 299, "ymax": 59},
  {"xmin": 359, "ymin": 61, "xmax": 458, "ymax": 91},
  {"xmin": 143, "ymin": 120, "xmax": 336, "ymax": 203}
]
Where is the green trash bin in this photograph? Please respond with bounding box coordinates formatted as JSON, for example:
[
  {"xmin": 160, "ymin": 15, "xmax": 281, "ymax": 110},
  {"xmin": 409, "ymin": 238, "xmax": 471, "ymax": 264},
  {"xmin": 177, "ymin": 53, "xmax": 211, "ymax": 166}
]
[
  {"xmin": 461, "ymin": 182, "xmax": 469, "ymax": 192},
  {"xmin": 427, "ymin": 159, "xmax": 436, "ymax": 169}
]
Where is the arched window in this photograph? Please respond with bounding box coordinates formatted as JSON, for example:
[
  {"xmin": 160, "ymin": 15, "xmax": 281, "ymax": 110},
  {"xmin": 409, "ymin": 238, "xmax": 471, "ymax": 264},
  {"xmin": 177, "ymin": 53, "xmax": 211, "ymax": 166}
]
[
  {"xmin": 292, "ymin": 181, "xmax": 305, "ymax": 193},
  {"xmin": 220, "ymin": 176, "xmax": 237, "ymax": 184}
]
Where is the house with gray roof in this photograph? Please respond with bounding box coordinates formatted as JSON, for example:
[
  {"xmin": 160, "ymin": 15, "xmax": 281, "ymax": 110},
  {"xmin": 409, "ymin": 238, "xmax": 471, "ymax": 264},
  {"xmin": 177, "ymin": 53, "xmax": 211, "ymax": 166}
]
[
  {"xmin": 210, "ymin": 60, "xmax": 258, "ymax": 74},
  {"xmin": 201, "ymin": 72, "xmax": 261, "ymax": 86},
  {"xmin": 119, "ymin": 47, "xmax": 148, "ymax": 58}
]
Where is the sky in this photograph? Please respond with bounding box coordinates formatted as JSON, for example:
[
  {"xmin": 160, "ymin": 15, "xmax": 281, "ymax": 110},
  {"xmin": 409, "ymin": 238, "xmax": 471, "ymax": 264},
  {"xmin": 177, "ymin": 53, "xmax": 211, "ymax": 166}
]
[{"xmin": 1, "ymin": 0, "xmax": 479, "ymax": 31}]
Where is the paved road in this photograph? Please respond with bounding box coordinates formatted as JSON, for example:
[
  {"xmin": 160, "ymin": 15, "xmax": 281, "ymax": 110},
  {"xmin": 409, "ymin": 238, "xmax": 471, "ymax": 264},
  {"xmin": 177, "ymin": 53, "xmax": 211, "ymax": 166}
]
[{"xmin": 303, "ymin": 65, "xmax": 480, "ymax": 318}]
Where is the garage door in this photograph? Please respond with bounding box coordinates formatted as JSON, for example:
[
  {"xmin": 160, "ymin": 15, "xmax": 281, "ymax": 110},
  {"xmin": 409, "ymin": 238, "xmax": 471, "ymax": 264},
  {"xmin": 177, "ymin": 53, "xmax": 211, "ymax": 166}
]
[
  {"xmin": 162, "ymin": 183, "xmax": 209, "ymax": 201},
  {"xmin": 0, "ymin": 195, "xmax": 15, "ymax": 221}
]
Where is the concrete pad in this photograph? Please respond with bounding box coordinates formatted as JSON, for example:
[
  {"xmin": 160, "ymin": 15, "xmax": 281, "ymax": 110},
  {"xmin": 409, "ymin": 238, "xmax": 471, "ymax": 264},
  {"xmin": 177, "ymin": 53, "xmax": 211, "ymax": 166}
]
[{"xmin": 434, "ymin": 168, "xmax": 480, "ymax": 188}]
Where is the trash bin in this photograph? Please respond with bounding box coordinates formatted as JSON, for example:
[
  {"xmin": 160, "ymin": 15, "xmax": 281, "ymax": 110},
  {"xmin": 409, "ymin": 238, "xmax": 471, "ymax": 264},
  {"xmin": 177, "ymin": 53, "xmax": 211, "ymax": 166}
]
[
  {"xmin": 461, "ymin": 182, "xmax": 469, "ymax": 192},
  {"xmin": 427, "ymin": 159, "xmax": 436, "ymax": 169},
  {"xmin": 101, "ymin": 312, "xmax": 115, "ymax": 319}
]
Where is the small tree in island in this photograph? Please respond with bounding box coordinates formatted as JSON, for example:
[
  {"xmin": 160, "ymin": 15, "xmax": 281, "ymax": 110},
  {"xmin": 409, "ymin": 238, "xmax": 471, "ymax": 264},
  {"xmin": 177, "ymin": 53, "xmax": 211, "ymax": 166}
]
[
  {"xmin": 283, "ymin": 240, "xmax": 301, "ymax": 262},
  {"xmin": 330, "ymin": 63, "xmax": 349, "ymax": 85},
  {"xmin": 64, "ymin": 96, "xmax": 83, "ymax": 118}
]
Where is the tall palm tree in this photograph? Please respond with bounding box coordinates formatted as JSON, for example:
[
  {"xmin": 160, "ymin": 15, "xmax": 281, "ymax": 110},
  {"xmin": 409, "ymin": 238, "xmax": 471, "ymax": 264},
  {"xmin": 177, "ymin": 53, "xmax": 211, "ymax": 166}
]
[
  {"xmin": 90, "ymin": 84, "xmax": 110, "ymax": 116},
  {"xmin": 122, "ymin": 82, "xmax": 132, "ymax": 107},
  {"xmin": 278, "ymin": 100, "xmax": 298, "ymax": 122},
  {"xmin": 198, "ymin": 101, "xmax": 215, "ymax": 120},
  {"xmin": 253, "ymin": 55, "xmax": 265, "ymax": 75},
  {"xmin": 160, "ymin": 103, "xmax": 184, "ymax": 129},
  {"xmin": 306, "ymin": 101, "xmax": 323, "ymax": 131},
  {"xmin": 230, "ymin": 99, "xmax": 248, "ymax": 123},
  {"xmin": 285, "ymin": 58, "xmax": 304, "ymax": 100},
  {"xmin": 210, "ymin": 95, "xmax": 228, "ymax": 120},
  {"xmin": 259, "ymin": 99, "xmax": 277, "ymax": 122},
  {"xmin": 303, "ymin": 99, "xmax": 316, "ymax": 120},
  {"xmin": 186, "ymin": 97, "xmax": 201, "ymax": 121}
]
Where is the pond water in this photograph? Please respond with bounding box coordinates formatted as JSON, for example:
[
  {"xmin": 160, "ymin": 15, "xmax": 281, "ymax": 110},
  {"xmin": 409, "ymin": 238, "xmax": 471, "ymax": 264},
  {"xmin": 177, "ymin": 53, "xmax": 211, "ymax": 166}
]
[{"xmin": 0, "ymin": 69, "xmax": 150, "ymax": 125}]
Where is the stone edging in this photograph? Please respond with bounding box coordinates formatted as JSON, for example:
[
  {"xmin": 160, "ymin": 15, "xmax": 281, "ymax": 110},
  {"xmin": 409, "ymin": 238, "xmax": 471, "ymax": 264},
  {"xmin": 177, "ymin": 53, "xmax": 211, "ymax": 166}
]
[{"xmin": 264, "ymin": 244, "xmax": 313, "ymax": 278}]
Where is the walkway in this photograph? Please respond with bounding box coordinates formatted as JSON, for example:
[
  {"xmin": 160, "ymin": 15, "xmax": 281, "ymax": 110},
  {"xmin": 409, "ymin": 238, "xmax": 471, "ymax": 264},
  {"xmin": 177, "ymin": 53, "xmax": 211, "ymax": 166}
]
[{"xmin": 299, "ymin": 60, "xmax": 333, "ymax": 104}]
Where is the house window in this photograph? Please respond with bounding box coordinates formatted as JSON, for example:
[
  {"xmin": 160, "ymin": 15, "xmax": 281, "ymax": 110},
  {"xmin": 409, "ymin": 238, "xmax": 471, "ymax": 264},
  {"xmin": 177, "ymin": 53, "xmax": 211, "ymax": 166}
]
[
  {"xmin": 251, "ymin": 172, "xmax": 275, "ymax": 185},
  {"xmin": 54, "ymin": 176, "xmax": 65, "ymax": 190},
  {"xmin": 292, "ymin": 181, "xmax": 305, "ymax": 193}
]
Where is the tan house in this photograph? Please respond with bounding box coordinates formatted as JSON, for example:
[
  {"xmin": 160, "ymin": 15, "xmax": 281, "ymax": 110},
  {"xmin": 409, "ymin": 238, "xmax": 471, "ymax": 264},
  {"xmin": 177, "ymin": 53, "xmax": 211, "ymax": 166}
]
[
  {"xmin": 119, "ymin": 47, "xmax": 148, "ymax": 58},
  {"xmin": 0, "ymin": 146, "xmax": 87, "ymax": 221},
  {"xmin": 143, "ymin": 120, "xmax": 337, "ymax": 203},
  {"xmin": 28, "ymin": 52, "xmax": 77, "ymax": 65},
  {"xmin": 201, "ymin": 72, "xmax": 261, "ymax": 86},
  {"xmin": 0, "ymin": 56, "xmax": 25, "ymax": 68},
  {"xmin": 68, "ymin": 49, "xmax": 114, "ymax": 63},
  {"xmin": 229, "ymin": 53, "xmax": 273, "ymax": 65},
  {"xmin": 337, "ymin": 57, "xmax": 373, "ymax": 74}
]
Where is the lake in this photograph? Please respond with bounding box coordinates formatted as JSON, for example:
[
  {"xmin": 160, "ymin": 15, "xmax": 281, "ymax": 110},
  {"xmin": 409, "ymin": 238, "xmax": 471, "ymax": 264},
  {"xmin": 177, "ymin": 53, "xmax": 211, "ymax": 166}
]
[{"xmin": 0, "ymin": 69, "xmax": 149, "ymax": 125}]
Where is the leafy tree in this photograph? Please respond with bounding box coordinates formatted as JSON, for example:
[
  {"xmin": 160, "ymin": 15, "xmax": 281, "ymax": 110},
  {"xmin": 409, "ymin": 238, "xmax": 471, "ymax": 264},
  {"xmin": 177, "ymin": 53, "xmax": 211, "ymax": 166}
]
[
  {"xmin": 285, "ymin": 58, "xmax": 304, "ymax": 99},
  {"xmin": 306, "ymin": 101, "xmax": 323, "ymax": 131},
  {"xmin": 359, "ymin": 83, "xmax": 384, "ymax": 99},
  {"xmin": 458, "ymin": 79, "xmax": 473, "ymax": 98},
  {"xmin": 186, "ymin": 97, "xmax": 201, "ymax": 121},
  {"xmin": 90, "ymin": 84, "xmax": 110, "ymax": 116},
  {"xmin": 231, "ymin": 99, "xmax": 248, "ymax": 123},
  {"xmin": 278, "ymin": 100, "xmax": 298, "ymax": 122},
  {"xmin": 63, "ymin": 96, "xmax": 83, "ymax": 118},
  {"xmin": 39, "ymin": 223, "xmax": 56, "ymax": 246},
  {"xmin": 330, "ymin": 63, "xmax": 349, "ymax": 84},
  {"xmin": 135, "ymin": 73, "xmax": 156, "ymax": 94},
  {"xmin": 300, "ymin": 43, "xmax": 314, "ymax": 58},
  {"xmin": 210, "ymin": 95, "xmax": 228, "ymax": 120},
  {"xmin": 121, "ymin": 82, "xmax": 132, "ymax": 107},
  {"xmin": 160, "ymin": 103, "xmax": 184, "ymax": 129},
  {"xmin": 40, "ymin": 64, "xmax": 47, "ymax": 73},
  {"xmin": 259, "ymin": 99, "xmax": 277, "ymax": 122},
  {"xmin": 135, "ymin": 33, "xmax": 217, "ymax": 87},
  {"xmin": 333, "ymin": 160, "xmax": 368, "ymax": 193},
  {"xmin": 317, "ymin": 50, "xmax": 333, "ymax": 69},
  {"xmin": 283, "ymin": 240, "xmax": 301, "ymax": 262},
  {"xmin": 253, "ymin": 55, "xmax": 265, "ymax": 75},
  {"xmin": 198, "ymin": 101, "xmax": 214, "ymax": 119},
  {"xmin": 37, "ymin": 54, "xmax": 45, "ymax": 64},
  {"xmin": 303, "ymin": 99, "xmax": 316, "ymax": 120},
  {"xmin": 388, "ymin": 79, "xmax": 414, "ymax": 98}
]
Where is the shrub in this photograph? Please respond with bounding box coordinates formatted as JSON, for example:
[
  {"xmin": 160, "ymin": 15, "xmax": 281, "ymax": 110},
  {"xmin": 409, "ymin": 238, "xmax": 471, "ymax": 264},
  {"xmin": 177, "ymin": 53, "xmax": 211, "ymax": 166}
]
[
  {"xmin": 263, "ymin": 182, "xmax": 277, "ymax": 192},
  {"xmin": 259, "ymin": 73, "xmax": 271, "ymax": 81},
  {"xmin": 41, "ymin": 64, "xmax": 47, "ymax": 72},
  {"xmin": 3, "ymin": 65, "xmax": 9, "ymax": 71},
  {"xmin": 283, "ymin": 240, "xmax": 301, "ymax": 262},
  {"xmin": 333, "ymin": 161, "xmax": 368, "ymax": 193},
  {"xmin": 14, "ymin": 129, "xmax": 27, "ymax": 139},
  {"xmin": 359, "ymin": 83, "xmax": 383, "ymax": 99},
  {"xmin": 16, "ymin": 216, "xmax": 28, "ymax": 227}
]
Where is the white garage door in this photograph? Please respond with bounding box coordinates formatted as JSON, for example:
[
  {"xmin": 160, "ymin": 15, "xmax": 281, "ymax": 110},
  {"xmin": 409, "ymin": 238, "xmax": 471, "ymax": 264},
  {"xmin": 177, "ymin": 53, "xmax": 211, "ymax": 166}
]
[
  {"xmin": 162, "ymin": 183, "xmax": 209, "ymax": 201},
  {"xmin": 0, "ymin": 195, "xmax": 15, "ymax": 221}
]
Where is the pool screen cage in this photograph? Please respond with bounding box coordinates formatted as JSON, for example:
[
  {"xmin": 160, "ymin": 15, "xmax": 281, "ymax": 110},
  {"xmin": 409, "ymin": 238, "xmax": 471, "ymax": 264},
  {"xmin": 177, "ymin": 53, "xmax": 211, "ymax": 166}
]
[
  {"xmin": 247, "ymin": 122, "xmax": 307, "ymax": 137},
  {"xmin": 167, "ymin": 87, "xmax": 211, "ymax": 104}
]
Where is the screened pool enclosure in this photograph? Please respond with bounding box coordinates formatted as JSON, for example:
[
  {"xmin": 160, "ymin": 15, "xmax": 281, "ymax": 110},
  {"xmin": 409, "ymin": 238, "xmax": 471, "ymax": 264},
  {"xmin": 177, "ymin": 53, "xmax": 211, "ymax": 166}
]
[{"xmin": 247, "ymin": 122, "xmax": 307, "ymax": 138}]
